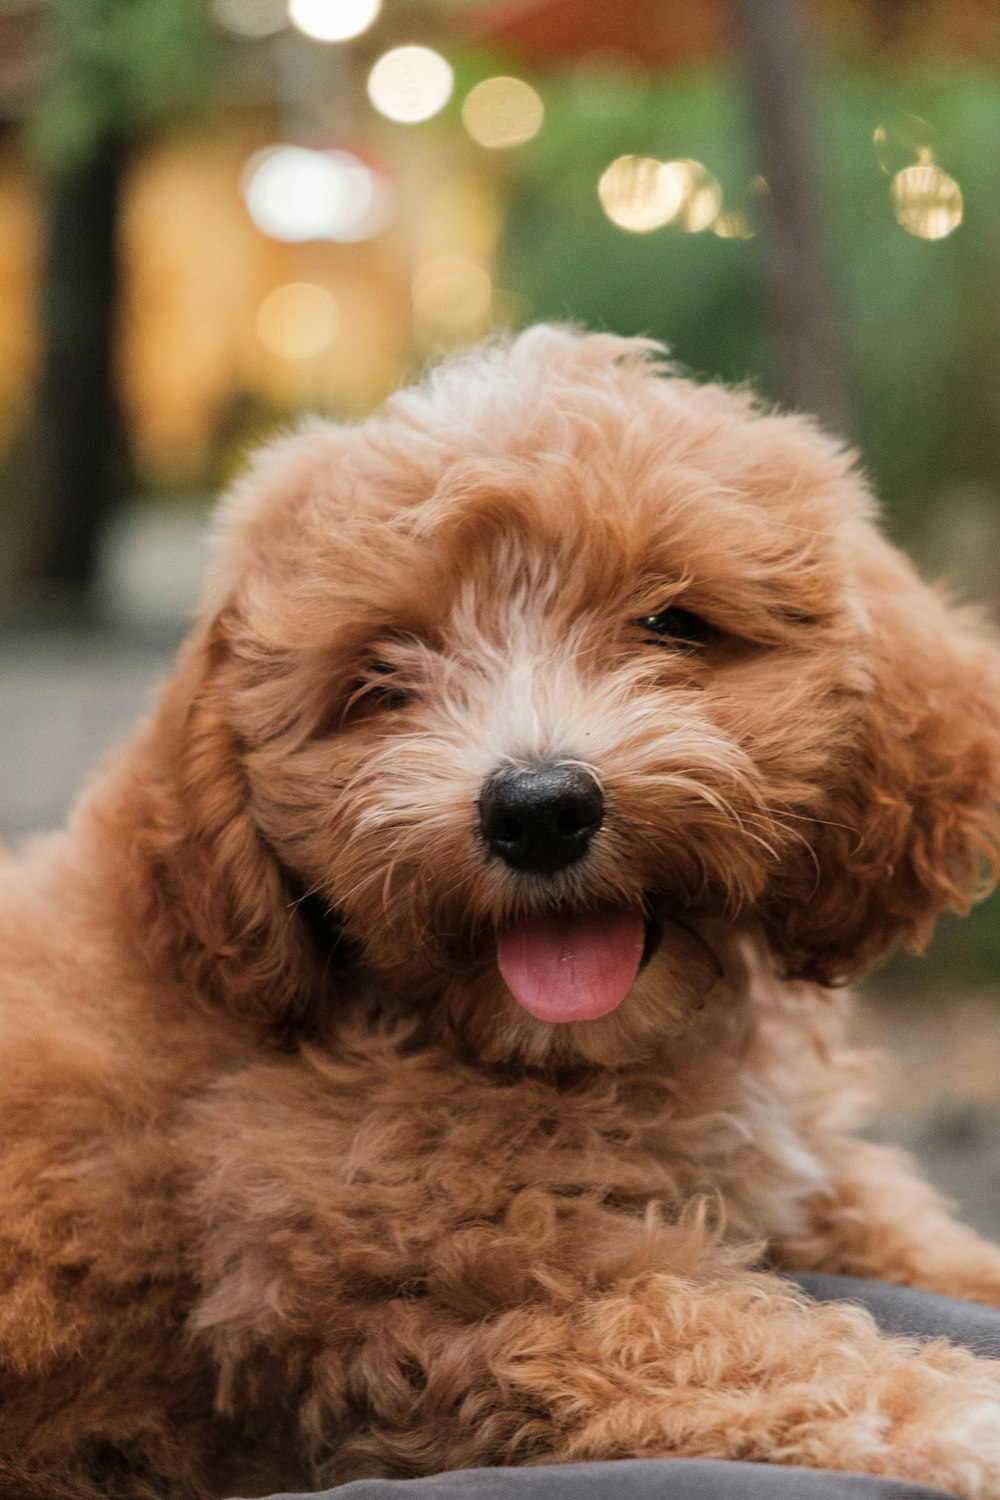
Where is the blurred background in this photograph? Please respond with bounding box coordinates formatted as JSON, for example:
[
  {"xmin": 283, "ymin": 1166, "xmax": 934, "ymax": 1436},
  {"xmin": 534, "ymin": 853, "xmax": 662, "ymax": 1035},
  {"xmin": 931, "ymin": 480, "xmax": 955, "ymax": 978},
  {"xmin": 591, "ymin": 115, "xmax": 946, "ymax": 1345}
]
[{"xmin": 2, "ymin": 0, "xmax": 1000, "ymax": 1228}]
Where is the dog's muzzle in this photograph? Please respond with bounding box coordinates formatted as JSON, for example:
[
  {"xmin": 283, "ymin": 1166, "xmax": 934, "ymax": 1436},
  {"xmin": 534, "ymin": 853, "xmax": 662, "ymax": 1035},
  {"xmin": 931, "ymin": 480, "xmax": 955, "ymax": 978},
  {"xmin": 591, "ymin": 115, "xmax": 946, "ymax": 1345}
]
[{"xmin": 478, "ymin": 761, "xmax": 604, "ymax": 875}]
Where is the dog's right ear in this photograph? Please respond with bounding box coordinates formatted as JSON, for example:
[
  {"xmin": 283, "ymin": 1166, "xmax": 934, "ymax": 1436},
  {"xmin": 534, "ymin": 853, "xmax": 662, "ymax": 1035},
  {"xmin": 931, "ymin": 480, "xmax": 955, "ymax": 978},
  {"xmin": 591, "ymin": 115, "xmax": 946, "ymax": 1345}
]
[
  {"xmin": 118, "ymin": 611, "xmax": 328, "ymax": 1039},
  {"xmin": 761, "ymin": 530, "xmax": 1000, "ymax": 984}
]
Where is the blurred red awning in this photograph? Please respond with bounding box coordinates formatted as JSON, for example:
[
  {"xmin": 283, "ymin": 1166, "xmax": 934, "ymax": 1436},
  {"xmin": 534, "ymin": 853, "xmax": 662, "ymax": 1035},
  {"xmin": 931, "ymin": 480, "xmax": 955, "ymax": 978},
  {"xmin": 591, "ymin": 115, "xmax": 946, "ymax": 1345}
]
[
  {"xmin": 458, "ymin": 0, "xmax": 731, "ymax": 67},
  {"xmin": 457, "ymin": 0, "xmax": 1000, "ymax": 68}
]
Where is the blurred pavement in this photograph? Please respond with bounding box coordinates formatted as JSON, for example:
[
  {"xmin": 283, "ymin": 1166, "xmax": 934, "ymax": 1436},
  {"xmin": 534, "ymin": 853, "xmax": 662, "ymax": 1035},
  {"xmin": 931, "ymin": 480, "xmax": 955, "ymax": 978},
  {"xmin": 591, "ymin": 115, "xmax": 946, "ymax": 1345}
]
[{"xmin": 0, "ymin": 629, "xmax": 174, "ymax": 838}]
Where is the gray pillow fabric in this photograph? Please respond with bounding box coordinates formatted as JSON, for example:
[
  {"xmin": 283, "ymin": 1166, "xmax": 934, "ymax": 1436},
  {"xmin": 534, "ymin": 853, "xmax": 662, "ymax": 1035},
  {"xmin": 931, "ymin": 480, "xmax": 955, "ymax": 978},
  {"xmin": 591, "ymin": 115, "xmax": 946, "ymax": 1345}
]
[
  {"xmin": 792, "ymin": 1271, "xmax": 1000, "ymax": 1356},
  {"xmin": 261, "ymin": 1458, "xmax": 950, "ymax": 1499}
]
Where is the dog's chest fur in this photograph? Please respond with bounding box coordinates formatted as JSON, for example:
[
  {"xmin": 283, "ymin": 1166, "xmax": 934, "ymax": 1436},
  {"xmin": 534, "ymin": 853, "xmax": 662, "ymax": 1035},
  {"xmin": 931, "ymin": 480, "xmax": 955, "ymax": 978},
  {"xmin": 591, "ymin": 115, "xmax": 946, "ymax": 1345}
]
[{"xmin": 176, "ymin": 973, "xmax": 841, "ymax": 1389}]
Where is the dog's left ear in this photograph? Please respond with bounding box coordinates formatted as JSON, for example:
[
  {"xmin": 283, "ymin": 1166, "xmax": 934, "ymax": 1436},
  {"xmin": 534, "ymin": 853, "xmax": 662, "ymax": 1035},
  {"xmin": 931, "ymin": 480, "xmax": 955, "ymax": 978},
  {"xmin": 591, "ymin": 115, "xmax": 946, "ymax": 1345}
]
[
  {"xmin": 116, "ymin": 420, "xmax": 360, "ymax": 1037},
  {"xmin": 763, "ymin": 528, "xmax": 1000, "ymax": 985},
  {"xmin": 120, "ymin": 610, "xmax": 328, "ymax": 1040}
]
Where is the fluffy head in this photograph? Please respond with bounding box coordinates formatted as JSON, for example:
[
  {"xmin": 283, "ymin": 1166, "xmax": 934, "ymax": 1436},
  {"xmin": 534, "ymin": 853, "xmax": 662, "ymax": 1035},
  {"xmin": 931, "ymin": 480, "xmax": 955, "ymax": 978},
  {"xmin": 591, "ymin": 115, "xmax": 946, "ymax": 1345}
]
[{"xmin": 119, "ymin": 326, "xmax": 1000, "ymax": 1065}]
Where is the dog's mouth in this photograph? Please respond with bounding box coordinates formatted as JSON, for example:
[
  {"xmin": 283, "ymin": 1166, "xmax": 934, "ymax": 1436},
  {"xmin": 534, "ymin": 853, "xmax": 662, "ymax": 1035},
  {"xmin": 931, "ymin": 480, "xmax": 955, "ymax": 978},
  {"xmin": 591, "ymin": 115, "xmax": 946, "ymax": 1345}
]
[{"xmin": 496, "ymin": 906, "xmax": 661, "ymax": 1024}]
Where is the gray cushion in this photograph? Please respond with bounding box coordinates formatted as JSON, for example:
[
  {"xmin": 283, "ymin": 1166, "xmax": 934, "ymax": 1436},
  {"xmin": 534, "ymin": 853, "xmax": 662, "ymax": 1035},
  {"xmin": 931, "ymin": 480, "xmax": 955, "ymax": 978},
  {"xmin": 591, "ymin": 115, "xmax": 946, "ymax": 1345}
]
[
  {"xmin": 792, "ymin": 1271, "xmax": 1000, "ymax": 1356},
  {"xmin": 262, "ymin": 1458, "xmax": 948, "ymax": 1498}
]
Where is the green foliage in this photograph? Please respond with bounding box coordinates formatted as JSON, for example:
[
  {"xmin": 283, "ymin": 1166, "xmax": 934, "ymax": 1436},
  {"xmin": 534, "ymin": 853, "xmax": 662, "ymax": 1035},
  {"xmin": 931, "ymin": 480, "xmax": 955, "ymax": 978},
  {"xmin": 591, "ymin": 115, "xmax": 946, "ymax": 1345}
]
[
  {"xmin": 31, "ymin": 0, "xmax": 221, "ymax": 169},
  {"xmin": 500, "ymin": 66, "xmax": 767, "ymax": 390},
  {"xmin": 497, "ymin": 61, "xmax": 1000, "ymax": 540},
  {"xmin": 937, "ymin": 891, "xmax": 1000, "ymax": 987},
  {"xmin": 827, "ymin": 71, "xmax": 1000, "ymax": 540}
]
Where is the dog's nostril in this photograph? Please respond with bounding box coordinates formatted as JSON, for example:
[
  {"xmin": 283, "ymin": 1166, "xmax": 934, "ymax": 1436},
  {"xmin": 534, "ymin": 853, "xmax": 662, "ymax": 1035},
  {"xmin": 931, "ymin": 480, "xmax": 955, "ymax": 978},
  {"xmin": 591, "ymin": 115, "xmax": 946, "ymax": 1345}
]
[
  {"xmin": 555, "ymin": 805, "xmax": 590, "ymax": 837},
  {"xmin": 478, "ymin": 761, "xmax": 604, "ymax": 876}
]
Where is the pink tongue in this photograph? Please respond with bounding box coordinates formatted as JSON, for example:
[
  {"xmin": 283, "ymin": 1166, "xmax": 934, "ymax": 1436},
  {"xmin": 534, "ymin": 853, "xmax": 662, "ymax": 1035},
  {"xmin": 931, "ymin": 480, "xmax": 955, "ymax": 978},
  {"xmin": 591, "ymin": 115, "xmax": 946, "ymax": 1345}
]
[{"xmin": 496, "ymin": 908, "xmax": 646, "ymax": 1023}]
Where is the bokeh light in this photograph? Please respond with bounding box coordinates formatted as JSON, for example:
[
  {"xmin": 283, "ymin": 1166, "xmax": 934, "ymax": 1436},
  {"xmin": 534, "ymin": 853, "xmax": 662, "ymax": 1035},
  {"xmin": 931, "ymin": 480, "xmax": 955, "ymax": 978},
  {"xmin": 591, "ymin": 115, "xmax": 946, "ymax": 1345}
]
[
  {"xmin": 892, "ymin": 163, "xmax": 963, "ymax": 240},
  {"xmin": 598, "ymin": 157, "xmax": 724, "ymax": 235},
  {"xmin": 712, "ymin": 173, "xmax": 769, "ymax": 239},
  {"xmin": 367, "ymin": 46, "xmax": 454, "ymax": 124},
  {"xmin": 712, "ymin": 210, "xmax": 754, "ymax": 239},
  {"xmin": 256, "ymin": 283, "xmax": 340, "ymax": 360},
  {"xmin": 243, "ymin": 145, "xmax": 393, "ymax": 242},
  {"xmin": 287, "ymin": 0, "xmax": 380, "ymax": 43},
  {"xmin": 461, "ymin": 77, "xmax": 544, "ymax": 150},
  {"xmin": 214, "ymin": 0, "xmax": 287, "ymax": 37},
  {"xmin": 412, "ymin": 254, "xmax": 492, "ymax": 338},
  {"xmin": 661, "ymin": 160, "xmax": 723, "ymax": 233},
  {"xmin": 598, "ymin": 156, "xmax": 683, "ymax": 233},
  {"xmin": 874, "ymin": 115, "xmax": 937, "ymax": 177}
]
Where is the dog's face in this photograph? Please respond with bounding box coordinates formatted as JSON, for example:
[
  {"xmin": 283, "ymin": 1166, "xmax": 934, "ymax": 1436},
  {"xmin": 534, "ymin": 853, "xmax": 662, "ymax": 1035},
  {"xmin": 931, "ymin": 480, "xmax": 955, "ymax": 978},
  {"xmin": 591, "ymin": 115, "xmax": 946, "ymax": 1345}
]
[{"xmin": 137, "ymin": 329, "xmax": 1000, "ymax": 1064}]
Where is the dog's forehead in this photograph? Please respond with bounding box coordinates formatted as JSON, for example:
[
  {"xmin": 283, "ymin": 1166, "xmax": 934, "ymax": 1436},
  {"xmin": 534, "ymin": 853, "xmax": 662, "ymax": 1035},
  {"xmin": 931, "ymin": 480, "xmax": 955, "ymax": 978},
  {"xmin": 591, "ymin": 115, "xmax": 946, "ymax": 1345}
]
[
  {"xmin": 303, "ymin": 462, "xmax": 855, "ymax": 663},
  {"xmin": 360, "ymin": 402, "xmax": 856, "ymax": 622},
  {"xmin": 367, "ymin": 349, "xmax": 865, "ymax": 564},
  {"xmin": 218, "ymin": 334, "xmax": 872, "ymax": 649}
]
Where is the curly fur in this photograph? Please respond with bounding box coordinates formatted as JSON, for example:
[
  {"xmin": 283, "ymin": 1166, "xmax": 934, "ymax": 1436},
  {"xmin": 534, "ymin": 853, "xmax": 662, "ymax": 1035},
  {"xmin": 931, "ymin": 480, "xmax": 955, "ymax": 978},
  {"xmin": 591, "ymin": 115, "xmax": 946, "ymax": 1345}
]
[{"xmin": 4, "ymin": 326, "xmax": 1000, "ymax": 1498}]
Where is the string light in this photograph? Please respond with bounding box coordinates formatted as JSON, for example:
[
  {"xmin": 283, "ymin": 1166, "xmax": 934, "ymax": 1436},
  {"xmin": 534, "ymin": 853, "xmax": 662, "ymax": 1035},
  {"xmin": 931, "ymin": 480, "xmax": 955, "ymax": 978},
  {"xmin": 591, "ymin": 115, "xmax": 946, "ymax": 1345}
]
[
  {"xmin": 874, "ymin": 115, "xmax": 937, "ymax": 177},
  {"xmin": 367, "ymin": 46, "xmax": 453, "ymax": 123},
  {"xmin": 287, "ymin": 0, "xmax": 380, "ymax": 42},
  {"xmin": 874, "ymin": 116, "xmax": 962, "ymax": 241},
  {"xmin": 892, "ymin": 163, "xmax": 963, "ymax": 240},
  {"xmin": 243, "ymin": 146, "xmax": 392, "ymax": 242},
  {"xmin": 598, "ymin": 156, "xmax": 683, "ymax": 233},
  {"xmin": 598, "ymin": 156, "xmax": 723, "ymax": 235},
  {"xmin": 661, "ymin": 160, "xmax": 722, "ymax": 232},
  {"xmin": 462, "ymin": 78, "xmax": 544, "ymax": 149}
]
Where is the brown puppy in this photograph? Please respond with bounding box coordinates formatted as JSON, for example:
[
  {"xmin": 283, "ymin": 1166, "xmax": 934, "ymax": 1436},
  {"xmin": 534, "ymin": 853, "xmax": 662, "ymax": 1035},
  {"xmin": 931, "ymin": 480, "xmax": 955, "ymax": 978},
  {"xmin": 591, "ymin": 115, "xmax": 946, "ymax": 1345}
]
[{"xmin": 3, "ymin": 326, "xmax": 1000, "ymax": 1499}]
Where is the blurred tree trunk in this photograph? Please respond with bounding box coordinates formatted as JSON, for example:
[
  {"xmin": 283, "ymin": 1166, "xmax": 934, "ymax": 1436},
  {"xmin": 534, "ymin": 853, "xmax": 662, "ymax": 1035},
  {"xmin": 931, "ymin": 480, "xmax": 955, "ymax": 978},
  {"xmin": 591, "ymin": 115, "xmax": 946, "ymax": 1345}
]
[
  {"xmin": 31, "ymin": 133, "xmax": 127, "ymax": 601},
  {"xmin": 0, "ymin": 0, "xmax": 217, "ymax": 618},
  {"xmin": 0, "ymin": 134, "xmax": 127, "ymax": 617},
  {"xmin": 728, "ymin": 0, "xmax": 850, "ymax": 435}
]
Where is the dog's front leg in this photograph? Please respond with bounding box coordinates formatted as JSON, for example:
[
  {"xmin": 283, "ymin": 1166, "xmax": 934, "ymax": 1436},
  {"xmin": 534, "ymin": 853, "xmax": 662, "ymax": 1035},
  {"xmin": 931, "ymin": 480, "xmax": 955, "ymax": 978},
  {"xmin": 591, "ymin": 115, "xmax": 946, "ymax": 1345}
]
[
  {"xmin": 769, "ymin": 1136, "xmax": 1000, "ymax": 1307},
  {"xmin": 312, "ymin": 1266, "xmax": 1000, "ymax": 1496}
]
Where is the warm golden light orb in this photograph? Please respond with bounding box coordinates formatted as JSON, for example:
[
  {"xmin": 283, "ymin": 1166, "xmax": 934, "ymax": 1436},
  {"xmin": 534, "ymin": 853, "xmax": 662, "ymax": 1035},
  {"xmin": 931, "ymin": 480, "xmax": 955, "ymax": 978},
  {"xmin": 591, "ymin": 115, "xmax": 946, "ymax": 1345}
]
[
  {"xmin": 243, "ymin": 145, "xmax": 392, "ymax": 242},
  {"xmin": 257, "ymin": 283, "xmax": 340, "ymax": 360},
  {"xmin": 712, "ymin": 210, "xmax": 755, "ymax": 239},
  {"xmin": 892, "ymin": 163, "xmax": 963, "ymax": 240},
  {"xmin": 598, "ymin": 156, "xmax": 683, "ymax": 233},
  {"xmin": 367, "ymin": 46, "xmax": 454, "ymax": 123},
  {"xmin": 287, "ymin": 0, "xmax": 380, "ymax": 43},
  {"xmin": 661, "ymin": 160, "xmax": 723, "ymax": 232},
  {"xmin": 462, "ymin": 77, "xmax": 544, "ymax": 149},
  {"xmin": 874, "ymin": 115, "xmax": 937, "ymax": 177}
]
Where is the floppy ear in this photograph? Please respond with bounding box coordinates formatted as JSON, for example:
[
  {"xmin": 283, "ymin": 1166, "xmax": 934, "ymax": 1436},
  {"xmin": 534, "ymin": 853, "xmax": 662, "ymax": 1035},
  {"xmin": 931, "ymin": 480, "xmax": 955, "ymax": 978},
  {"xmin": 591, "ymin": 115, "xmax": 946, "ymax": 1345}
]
[
  {"xmin": 120, "ymin": 611, "xmax": 330, "ymax": 1039},
  {"xmin": 763, "ymin": 529, "xmax": 1000, "ymax": 984}
]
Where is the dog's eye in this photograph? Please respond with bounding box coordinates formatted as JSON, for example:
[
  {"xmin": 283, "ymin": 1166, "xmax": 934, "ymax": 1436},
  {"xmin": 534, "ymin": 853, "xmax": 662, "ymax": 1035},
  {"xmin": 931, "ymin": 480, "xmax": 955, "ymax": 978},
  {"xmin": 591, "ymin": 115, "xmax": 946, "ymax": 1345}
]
[
  {"xmin": 637, "ymin": 606, "xmax": 707, "ymax": 649},
  {"xmin": 341, "ymin": 660, "xmax": 413, "ymax": 722},
  {"xmin": 365, "ymin": 660, "xmax": 412, "ymax": 710}
]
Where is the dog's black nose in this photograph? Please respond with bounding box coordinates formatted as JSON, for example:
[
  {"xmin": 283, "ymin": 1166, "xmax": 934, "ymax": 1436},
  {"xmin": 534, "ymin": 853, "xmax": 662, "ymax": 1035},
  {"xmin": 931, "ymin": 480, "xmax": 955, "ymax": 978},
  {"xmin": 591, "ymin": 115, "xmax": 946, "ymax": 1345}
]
[{"xmin": 478, "ymin": 762, "xmax": 604, "ymax": 875}]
